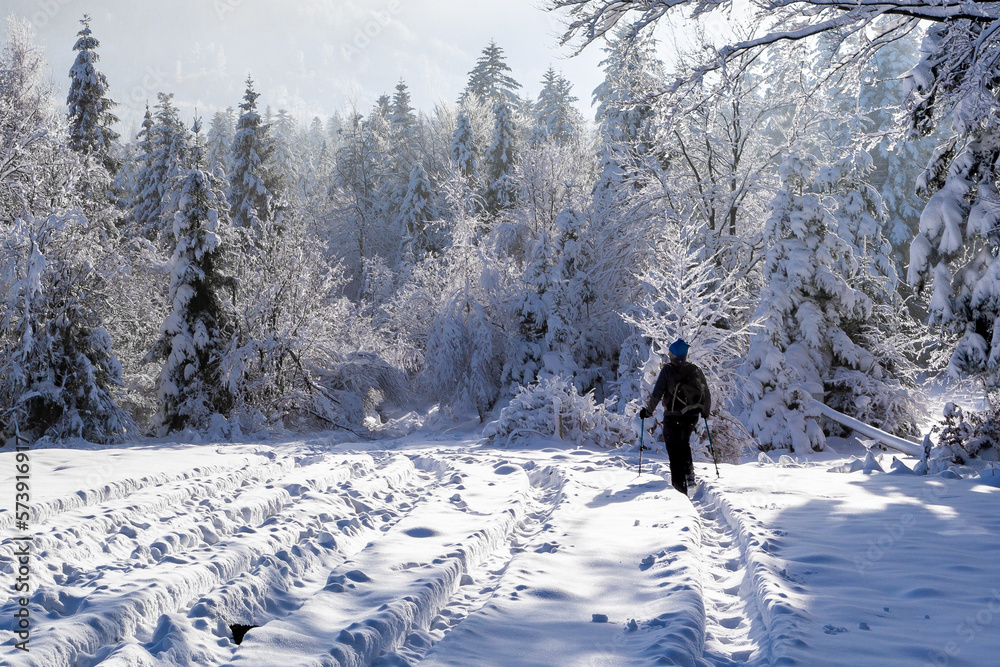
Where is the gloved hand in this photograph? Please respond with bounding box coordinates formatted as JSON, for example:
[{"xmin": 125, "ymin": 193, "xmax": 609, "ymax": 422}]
[{"xmin": 639, "ymin": 407, "xmax": 652, "ymax": 420}]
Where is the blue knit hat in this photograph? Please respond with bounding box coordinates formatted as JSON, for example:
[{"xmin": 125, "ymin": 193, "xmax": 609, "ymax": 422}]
[{"xmin": 668, "ymin": 338, "xmax": 690, "ymax": 358}]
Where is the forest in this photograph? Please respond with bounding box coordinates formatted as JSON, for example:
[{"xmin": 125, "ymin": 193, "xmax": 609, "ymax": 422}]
[{"xmin": 1, "ymin": 1, "xmax": 998, "ymax": 466}]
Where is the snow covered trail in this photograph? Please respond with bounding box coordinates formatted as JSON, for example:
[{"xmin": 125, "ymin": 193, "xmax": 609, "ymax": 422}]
[
  {"xmin": 0, "ymin": 437, "xmax": 711, "ymax": 666},
  {"xmin": 416, "ymin": 451, "xmax": 704, "ymax": 667},
  {"xmin": 3, "ymin": 435, "xmax": 1000, "ymax": 666}
]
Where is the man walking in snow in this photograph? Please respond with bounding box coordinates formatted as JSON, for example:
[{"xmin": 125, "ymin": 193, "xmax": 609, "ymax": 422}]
[{"xmin": 639, "ymin": 339, "xmax": 712, "ymax": 495}]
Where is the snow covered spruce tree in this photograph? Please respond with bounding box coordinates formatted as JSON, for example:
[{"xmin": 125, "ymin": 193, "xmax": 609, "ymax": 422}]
[
  {"xmin": 229, "ymin": 76, "xmax": 275, "ymax": 238},
  {"xmin": 269, "ymin": 108, "xmax": 300, "ymax": 205},
  {"xmin": 389, "ymin": 80, "xmax": 419, "ymax": 203},
  {"xmin": 131, "ymin": 93, "xmax": 192, "ymax": 242},
  {"xmin": 906, "ymin": 22, "xmax": 1000, "ymax": 397},
  {"xmin": 498, "ymin": 208, "xmax": 597, "ymax": 391},
  {"xmin": 206, "ymin": 107, "xmax": 236, "ymax": 177},
  {"xmin": 532, "ymin": 67, "xmax": 582, "ymax": 146},
  {"xmin": 398, "ymin": 162, "xmax": 438, "ymax": 266},
  {"xmin": 591, "ymin": 28, "xmax": 664, "ymax": 202},
  {"xmin": 503, "ymin": 226, "xmax": 552, "ymax": 389},
  {"xmin": 451, "ymin": 109, "xmax": 478, "ymax": 183},
  {"xmin": 743, "ymin": 153, "xmax": 920, "ymax": 451},
  {"xmin": 462, "ymin": 40, "xmax": 522, "ymax": 109},
  {"xmin": 541, "ymin": 208, "xmax": 597, "ymax": 384},
  {"xmin": 483, "ymin": 99, "xmax": 519, "ymax": 217},
  {"xmin": 1, "ymin": 214, "xmax": 136, "ymax": 443},
  {"xmin": 858, "ymin": 30, "xmax": 940, "ymax": 269},
  {"xmin": 66, "ymin": 14, "xmax": 119, "ymax": 175},
  {"xmin": 145, "ymin": 163, "xmax": 233, "ymax": 435}
]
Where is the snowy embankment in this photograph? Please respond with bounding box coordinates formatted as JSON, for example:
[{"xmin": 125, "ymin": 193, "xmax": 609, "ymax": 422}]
[{"xmin": 1, "ymin": 430, "xmax": 999, "ymax": 666}]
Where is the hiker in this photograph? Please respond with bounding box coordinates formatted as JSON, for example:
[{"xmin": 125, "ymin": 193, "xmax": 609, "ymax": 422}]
[{"xmin": 638, "ymin": 339, "xmax": 712, "ymax": 495}]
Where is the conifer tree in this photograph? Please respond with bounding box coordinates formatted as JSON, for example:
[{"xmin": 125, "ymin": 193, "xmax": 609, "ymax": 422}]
[
  {"xmin": 146, "ymin": 166, "xmax": 233, "ymax": 434},
  {"xmin": 532, "ymin": 67, "xmax": 581, "ymax": 146},
  {"xmin": 462, "ymin": 41, "xmax": 522, "ymax": 108},
  {"xmin": 390, "ymin": 79, "xmax": 417, "ymax": 143},
  {"xmin": 503, "ymin": 229, "xmax": 552, "ymax": 388},
  {"xmin": 389, "ymin": 79, "xmax": 419, "ymax": 206},
  {"xmin": 483, "ymin": 99, "xmax": 518, "ymax": 216},
  {"xmin": 399, "ymin": 162, "xmax": 437, "ymax": 264},
  {"xmin": 128, "ymin": 104, "xmax": 155, "ymax": 222},
  {"xmin": 858, "ymin": 33, "xmax": 938, "ymax": 269},
  {"xmin": 592, "ymin": 29, "xmax": 663, "ymax": 199},
  {"xmin": 451, "ymin": 109, "xmax": 478, "ymax": 182},
  {"xmin": 1, "ymin": 213, "xmax": 136, "ymax": 443},
  {"xmin": 744, "ymin": 153, "xmax": 919, "ymax": 452},
  {"xmin": 206, "ymin": 106, "xmax": 235, "ymax": 176},
  {"xmin": 302, "ymin": 116, "xmax": 332, "ymax": 212},
  {"xmin": 66, "ymin": 14, "xmax": 119, "ymax": 174},
  {"xmin": 0, "ymin": 22, "xmax": 134, "ymax": 442},
  {"xmin": 271, "ymin": 108, "xmax": 299, "ymax": 202},
  {"xmin": 130, "ymin": 93, "xmax": 191, "ymax": 242},
  {"xmin": 229, "ymin": 75, "xmax": 274, "ymax": 236},
  {"xmin": 825, "ymin": 149, "xmax": 922, "ymax": 435},
  {"xmin": 541, "ymin": 208, "xmax": 595, "ymax": 385}
]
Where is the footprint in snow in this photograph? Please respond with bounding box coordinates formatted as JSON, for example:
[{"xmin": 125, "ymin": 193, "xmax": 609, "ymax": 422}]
[{"xmin": 403, "ymin": 527, "xmax": 436, "ymax": 538}]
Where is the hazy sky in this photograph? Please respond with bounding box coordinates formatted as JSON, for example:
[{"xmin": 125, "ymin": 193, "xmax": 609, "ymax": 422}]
[{"xmin": 3, "ymin": 0, "xmax": 608, "ymax": 137}]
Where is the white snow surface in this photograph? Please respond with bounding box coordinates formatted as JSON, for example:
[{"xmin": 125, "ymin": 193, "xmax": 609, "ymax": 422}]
[{"xmin": 2, "ymin": 427, "xmax": 1000, "ymax": 666}]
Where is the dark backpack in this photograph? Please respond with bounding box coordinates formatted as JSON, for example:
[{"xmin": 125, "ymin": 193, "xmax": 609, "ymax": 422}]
[{"xmin": 662, "ymin": 362, "xmax": 705, "ymax": 415}]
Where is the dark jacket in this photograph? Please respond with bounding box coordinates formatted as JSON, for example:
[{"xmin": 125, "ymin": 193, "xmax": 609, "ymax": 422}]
[{"xmin": 645, "ymin": 360, "xmax": 712, "ymax": 418}]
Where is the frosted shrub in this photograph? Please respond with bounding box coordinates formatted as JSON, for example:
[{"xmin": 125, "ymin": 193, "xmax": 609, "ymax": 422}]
[
  {"xmin": 931, "ymin": 402, "xmax": 1000, "ymax": 464},
  {"xmin": 483, "ymin": 376, "xmax": 630, "ymax": 448}
]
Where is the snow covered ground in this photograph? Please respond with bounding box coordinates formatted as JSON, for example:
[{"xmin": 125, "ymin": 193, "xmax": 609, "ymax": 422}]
[{"xmin": 2, "ymin": 426, "xmax": 999, "ymax": 666}]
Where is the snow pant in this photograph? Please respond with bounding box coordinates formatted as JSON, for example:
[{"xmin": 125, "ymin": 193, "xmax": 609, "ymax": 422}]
[{"xmin": 663, "ymin": 415, "xmax": 698, "ymax": 494}]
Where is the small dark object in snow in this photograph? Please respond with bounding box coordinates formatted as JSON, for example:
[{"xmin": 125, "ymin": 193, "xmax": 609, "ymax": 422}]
[
  {"xmin": 859, "ymin": 622, "xmax": 871, "ymax": 631},
  {"xmin": 626, "ymin": 619, "xmax": 639, "ymax": 632},
  {"xmin": 592, "ymin": 613, "xmax": 609, "ymax": 623},
  {"xmin": 230, "ymin": 623, "xmax": 258, "ymax": 645},
  {"xmin": 823, "ymin": 624, "xmax": 848, "ymax": 635}
]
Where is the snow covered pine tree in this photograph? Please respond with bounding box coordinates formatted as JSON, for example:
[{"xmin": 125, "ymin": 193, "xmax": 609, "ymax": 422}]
[{"xmin": 145, "ymin": 165, "xmax": 233, "ymax": 435}]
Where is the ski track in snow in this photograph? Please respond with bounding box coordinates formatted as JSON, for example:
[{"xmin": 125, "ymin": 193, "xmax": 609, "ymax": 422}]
[{"xmin": 690, "ymin": 482, "xmax": 768, "ymax": 667}]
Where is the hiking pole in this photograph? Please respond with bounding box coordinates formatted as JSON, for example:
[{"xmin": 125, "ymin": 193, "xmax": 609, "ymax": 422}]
[
  {"xmin": 638, "ymin": 417, "xmax": 644, "ymax": 476},
  {"xmin": 704, "ymin": 415, "xmax": 720, "ymax": 478}
]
